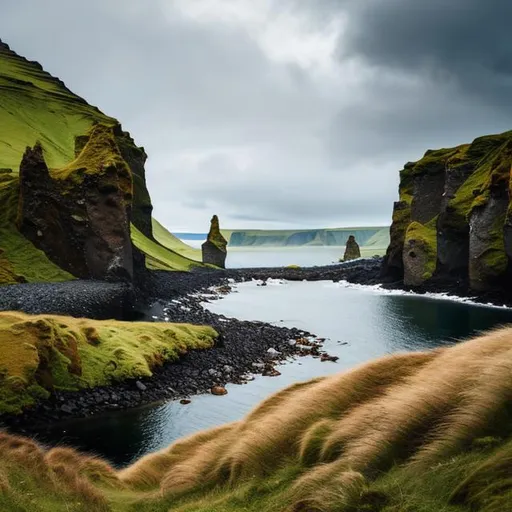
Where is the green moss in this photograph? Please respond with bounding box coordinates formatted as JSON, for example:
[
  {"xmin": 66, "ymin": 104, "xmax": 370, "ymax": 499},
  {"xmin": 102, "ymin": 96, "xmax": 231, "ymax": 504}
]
[
  {"xmin": 0, "ymin": 311, "xmax": 217, "ymax": 414},
  {"xmin": 404, "ymin": 219, "xmax": 438, "ymax": 280},
  {"xmin": 0, "ymin": 173, "xmax": 73, "ymax": 285},
  {"xmin": 52, "ymin": 123, "xmax": 130, "ymax": 194},
  {"xmin": 207, "ymin": 215, "xmax": 228, "ymax": 251}
]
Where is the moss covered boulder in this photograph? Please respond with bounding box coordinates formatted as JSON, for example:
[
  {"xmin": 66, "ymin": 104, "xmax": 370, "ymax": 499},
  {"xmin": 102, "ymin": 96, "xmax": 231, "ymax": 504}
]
[
  {"xmin": 202, "ymin": 215, "xmax": 228, "ymax": 268},
  {"xmin": 0, "ymin": 311, "xmax": 217, "ymax": 414},
  {"xmin": 0, "ymin": 38, "xmax": 203, "ymax": 285},
  {"xmin": 383, "ymin": 131, "xmax": 512, "ymax": 292}
]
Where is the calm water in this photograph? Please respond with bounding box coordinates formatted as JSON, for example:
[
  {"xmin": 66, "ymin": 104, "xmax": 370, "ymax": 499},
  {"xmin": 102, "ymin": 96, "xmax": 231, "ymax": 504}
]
[
  {"xmin": 33, "ymin": 280, "xmax": 512, "ymax": 467},
  {"xmin": 184, "ymin": 239, "xmax": 348, "ymax": 267}
]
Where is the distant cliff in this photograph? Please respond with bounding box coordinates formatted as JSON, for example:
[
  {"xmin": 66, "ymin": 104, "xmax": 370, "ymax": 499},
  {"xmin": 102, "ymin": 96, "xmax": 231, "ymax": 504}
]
[
  {"xmin": 224, "ymin": 227, "xmax": 389, "ymax": 248},
  {"xmin": 382, "ymin": 131, "xmax": 512, "ymax": 293},
  {"xmin": 0, "ymin": 38, "xmax": 201, "ymax": 284}
]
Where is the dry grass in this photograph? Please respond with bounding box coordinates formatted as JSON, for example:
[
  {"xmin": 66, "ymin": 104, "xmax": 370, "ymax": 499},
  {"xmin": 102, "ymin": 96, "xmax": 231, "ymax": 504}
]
[{"xmin": 0, "ymin": 327, "xmax": 511, "ymax": 510}]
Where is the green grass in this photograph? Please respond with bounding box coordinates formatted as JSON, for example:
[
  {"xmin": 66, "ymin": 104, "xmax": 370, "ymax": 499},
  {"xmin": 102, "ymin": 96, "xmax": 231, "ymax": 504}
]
[
  {"xmin": 0, "ymin": 39, "xmax": 207, "ymax": 282},
  {"xmin": 131, "ymin": 224, "xmax": 203, "ymax": 272},
  {"xmin": 152, "ymin": 218, "xmax": 202, "ymax": 262},
  {"xmin": 0, "ymin": 328, "xmax": 512, "ymax": 510},
  {"xmin": 0, "ymin": 41, "xmax": 112, "ymax": 171},
  {"xmin": 0, "ymin": 311, "xmax": 217, "ymax": 414},
  {"xmin": 224, "ymin": 227, "xmax": 388, "ymax": 247}
]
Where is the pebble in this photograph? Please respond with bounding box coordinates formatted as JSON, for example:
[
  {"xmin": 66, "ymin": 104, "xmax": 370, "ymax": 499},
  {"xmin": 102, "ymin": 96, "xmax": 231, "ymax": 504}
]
[
  {"xmin": 135, "ymin": 381, "xmax": 147, "ymax": 391},
  {"xmin": 211, "ymin": 386, "xmax": 228, "ymax": 396}
]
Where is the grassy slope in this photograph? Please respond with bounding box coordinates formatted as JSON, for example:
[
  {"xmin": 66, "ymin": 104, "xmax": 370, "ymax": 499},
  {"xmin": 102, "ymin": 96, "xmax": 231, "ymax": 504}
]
[
  {"xmin": 0, "ymin": 40, "xmax": 200, "ymax": 283},
  {"xmin": 0, "ymin": 328, "xmax": 511, "ymax": 510},
  {"xmin": 0, "ymin": 311, "xmax": 217, "ymax": 414},
  {"xmin": 152, "ymin": 218, "xmax": 202, "ymax": 262},
  {"xmin": 224, "ymin": 227, "xmax": 388, "ymax": 245}
]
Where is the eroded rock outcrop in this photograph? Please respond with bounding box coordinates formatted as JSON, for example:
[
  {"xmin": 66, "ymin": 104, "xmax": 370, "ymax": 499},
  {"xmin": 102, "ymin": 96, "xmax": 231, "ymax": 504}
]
[
  {"xmin": 0, "ymin": 38, "xmax": 203, "ymax": 285},
  {"xmin": 202, "ymin": 215, "xmax": 227, "ymax": 268},
  {"xmin": 382, "ymin": 131, "xmax": 512, "ymax": 293},
  {"xmin": 342, "ymin": 235, "xmax": 361, "ymax": 261},
  {"xmin": 17, "ymin": 125, "xmax": 134, "ymax": 281}
]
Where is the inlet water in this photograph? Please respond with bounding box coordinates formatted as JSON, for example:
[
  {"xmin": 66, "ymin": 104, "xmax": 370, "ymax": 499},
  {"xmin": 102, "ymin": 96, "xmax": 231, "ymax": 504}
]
[{"xmin": 34, "ymin": 280, "xmax": 512, "ymax": 466}]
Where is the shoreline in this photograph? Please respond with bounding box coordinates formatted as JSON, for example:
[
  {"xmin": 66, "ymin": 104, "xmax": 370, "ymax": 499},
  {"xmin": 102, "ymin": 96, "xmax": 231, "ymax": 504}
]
[{"xmin": 1, "ymin": 256, "xmax": 511, "ymax": 435}]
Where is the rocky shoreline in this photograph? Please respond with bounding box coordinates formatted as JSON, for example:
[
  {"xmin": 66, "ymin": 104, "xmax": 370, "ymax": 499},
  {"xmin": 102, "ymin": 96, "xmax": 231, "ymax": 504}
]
[{"xmin": 1, "ymin": 256, "xmax": 511, "ymax": 436}]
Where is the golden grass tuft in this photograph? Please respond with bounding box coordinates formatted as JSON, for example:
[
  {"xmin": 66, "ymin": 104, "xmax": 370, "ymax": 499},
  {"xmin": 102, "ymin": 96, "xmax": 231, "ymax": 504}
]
[{"xmin": 0, "ymin": 328, "xmax": 512, "ymax": 510}]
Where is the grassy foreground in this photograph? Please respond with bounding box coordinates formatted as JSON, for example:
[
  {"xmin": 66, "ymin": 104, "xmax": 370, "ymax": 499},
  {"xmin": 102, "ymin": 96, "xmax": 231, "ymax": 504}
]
[
  {"xmin": 0, "ymin": 328, "xmax": 511, "ymax": 510},
  {"xmin": 0, "ymin": 312, "xmax": 217, "ymax": 415}
]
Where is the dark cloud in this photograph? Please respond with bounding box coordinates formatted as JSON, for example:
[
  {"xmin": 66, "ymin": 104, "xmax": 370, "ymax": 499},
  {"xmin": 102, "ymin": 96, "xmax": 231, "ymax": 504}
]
[
  {"xmin": 1, "ymin": 0, "xmax": 511, "ymax": 230},
  {"xmin": 344, "ymin": 0, "xmax": 512, "ymax": 107}
]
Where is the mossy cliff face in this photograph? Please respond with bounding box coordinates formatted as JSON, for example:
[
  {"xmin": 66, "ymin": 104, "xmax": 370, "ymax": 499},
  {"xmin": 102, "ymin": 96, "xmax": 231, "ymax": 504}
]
[
  {"xmin": 0, "ymin": 311, "xmax": 217, "ymax": 415},
  {"xmin": 17, "ymin": 126, "xmax": 134, "ymax": 280},
  {"xmin": 0, "ymin": 38, "xmax": 200, "ymax": 284},
  {"xmin": 383, "ymin": 131, "xmax": 512, "ymax": 292}
]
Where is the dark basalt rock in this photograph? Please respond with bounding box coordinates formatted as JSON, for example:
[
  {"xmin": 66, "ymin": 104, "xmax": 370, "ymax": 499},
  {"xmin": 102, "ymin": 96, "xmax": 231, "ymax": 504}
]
[
  {"xmin": 381, "ymin": 131, "xmax": 512, "ymax": 296},
  {"xmin": 202, "ymin": 215, "xmax": 228, "ymax": 268},
  {"xmin": 343, "ymin": 235, "xmax": 361, "ymax": 261},
  {"xmin": 17, "ymin": 136, "xmax": 133, "ymax": 281}
]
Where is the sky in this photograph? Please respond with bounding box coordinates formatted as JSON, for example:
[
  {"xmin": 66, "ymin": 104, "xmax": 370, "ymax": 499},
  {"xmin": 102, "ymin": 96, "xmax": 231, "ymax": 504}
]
[{"xmin": 1, "ymin": 0, "xmax": 512, "ymax": 232}]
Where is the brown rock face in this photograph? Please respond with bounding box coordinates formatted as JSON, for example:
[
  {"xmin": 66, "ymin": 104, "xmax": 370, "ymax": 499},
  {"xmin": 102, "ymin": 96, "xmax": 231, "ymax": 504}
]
[
  {"xmin": 343, "ymin": 235, "xmax": 361, "ymax": 261},
  {"xmin": 202, "ymin": 215, "xmax": 228, "ymax": 268},
  {"xmin": 17, "ymin": 130, "xmax": 134, "ymax": 281}
]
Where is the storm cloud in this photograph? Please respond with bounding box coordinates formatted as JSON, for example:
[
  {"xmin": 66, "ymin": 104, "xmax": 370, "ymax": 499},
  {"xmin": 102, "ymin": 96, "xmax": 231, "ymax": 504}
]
[{"xmin": 1, "ymin": 0, "xmax": 511, "ymax": 231}]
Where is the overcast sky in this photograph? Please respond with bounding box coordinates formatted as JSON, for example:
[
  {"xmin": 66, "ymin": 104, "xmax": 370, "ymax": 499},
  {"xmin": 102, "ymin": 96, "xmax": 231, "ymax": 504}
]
[{"xmin": 2, "ymin": 1, "xmax": 511, "ymax": 231}]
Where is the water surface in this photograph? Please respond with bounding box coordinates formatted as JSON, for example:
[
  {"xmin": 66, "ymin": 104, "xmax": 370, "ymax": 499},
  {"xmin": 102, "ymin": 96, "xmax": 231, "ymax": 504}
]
[{"xmin": 35, "ymin": 280, "xmax": 512, "ymax": 466}]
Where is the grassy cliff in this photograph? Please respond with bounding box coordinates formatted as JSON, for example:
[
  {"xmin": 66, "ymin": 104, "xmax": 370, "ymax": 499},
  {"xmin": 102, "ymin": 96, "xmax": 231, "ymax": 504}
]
[
  {"xmin": 0, "ymin": 39, "xmax": 201, "ymax": 284},
  {"xmin": 0, "ymin": 311, "xmax": 216, "ymax": 415},
  {"xmin": 0, "ymin": 328, "xmax": 510, "ymax": 510},
  {"xmin": 384, "ymin": 131, "xmax": 512, "ymax": 290},
  {"xmin": 225, "ymin": 227, "xmax": 389, "ymax": 249}
]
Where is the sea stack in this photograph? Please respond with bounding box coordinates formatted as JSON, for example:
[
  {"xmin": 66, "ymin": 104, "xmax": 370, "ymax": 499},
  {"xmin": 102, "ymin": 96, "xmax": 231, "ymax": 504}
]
[
  {"xmin": 343, "ymin": 235, "xmax": 361, "ymax": 261},
  {"xmin": 202, "ymin": 215, "xmax": 228, "ymax": 268}
]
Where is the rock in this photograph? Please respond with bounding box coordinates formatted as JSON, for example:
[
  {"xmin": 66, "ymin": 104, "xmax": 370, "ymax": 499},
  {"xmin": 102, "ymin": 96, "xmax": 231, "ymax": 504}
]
[
  {"xmin": 287, "ymin": 339, "xmax": 297, "ymax": 347},
  {"xmin": 251, "ymin": 362, "xmax": 265, "ymax": 370},
  {"xmin": 135, "ymin": 380, "xmax": 147, "ymax": 391},
  {"xmin": 342, "ymin": 235, "xmax": 361, "ymax": 262},
  {"xmin": 223, "ymin": 365, "xmax": 234, "ymax": 374},
  {"xmin": 60, "ymin": 404, "xmax": 75, "ymax": 414},
  {"xmin": 382, "ymin": 131, "xmax": 512, "ymax": 293},
  {"xmin": 211, "ymin": 385, "xmax": 228, "ymax": 396},
  {"xmin": 202, "ymin": 215, "xmax": 228, "ymax": 268},
  {"xmin": 320, "ymin": 353, "xmax": 339, "ymax": 363},
  {"xmin": 17, "ymin": 129, "xmax": 134, "ymax": 281},
  {"xmin": 262, "ymin": 365, "xmax": 282, "ymax": 377},
  {"xmin": 267, "ymin": 348, "xmax": 280, "ymax": 357},
  {"xmin": 180, "ymin": 399, "xmax": 191, "ymax": 405}
]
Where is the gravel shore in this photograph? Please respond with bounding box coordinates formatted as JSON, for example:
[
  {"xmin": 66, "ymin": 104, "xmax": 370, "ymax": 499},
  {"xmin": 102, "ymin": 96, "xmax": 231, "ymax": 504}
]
[
  {"xmin": 0, "ymin": 259, "xmax": 383, "ymax": 431},
  {"xmin": 2, "ymin": 255, "xmax": 510, "ymax": 433}
]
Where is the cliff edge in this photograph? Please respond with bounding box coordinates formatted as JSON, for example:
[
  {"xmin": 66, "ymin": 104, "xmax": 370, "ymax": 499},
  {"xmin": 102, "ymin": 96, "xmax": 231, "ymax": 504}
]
[
  {"xmin": 0, "ymin": 38, "xmax": 201, "ymax": 285},
  {"xmin": 382, "ymin": 130, "xmax": 512, "ymax": 294}
]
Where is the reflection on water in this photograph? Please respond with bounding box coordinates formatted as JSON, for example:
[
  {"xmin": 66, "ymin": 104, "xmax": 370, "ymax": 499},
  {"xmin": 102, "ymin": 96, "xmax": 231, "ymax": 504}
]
[{"xmin": 33, "ymin": 281, "xmax": 512, "ymax": 466}]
